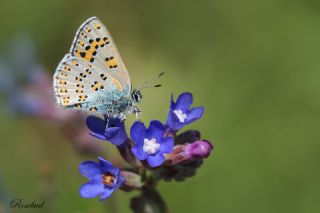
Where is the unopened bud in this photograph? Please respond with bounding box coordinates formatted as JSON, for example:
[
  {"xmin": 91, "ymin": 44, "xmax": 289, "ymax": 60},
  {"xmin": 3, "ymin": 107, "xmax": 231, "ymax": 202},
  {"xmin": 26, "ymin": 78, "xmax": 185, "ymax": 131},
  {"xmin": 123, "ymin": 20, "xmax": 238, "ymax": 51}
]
[
  {"xmin": 120, "ymin": 171, "xmax": 144, "ymax": 191},
  {"xmin": 165, "ymin": 140, "xmax": 213, "ymax": 165}
]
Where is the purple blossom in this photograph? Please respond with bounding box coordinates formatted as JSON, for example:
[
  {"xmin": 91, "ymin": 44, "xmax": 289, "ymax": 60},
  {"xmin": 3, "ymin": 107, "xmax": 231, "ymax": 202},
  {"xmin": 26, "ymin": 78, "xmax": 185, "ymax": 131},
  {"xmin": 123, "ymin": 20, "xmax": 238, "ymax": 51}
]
[
  {"xmin": 86, "ymin": 115, "xmax": 128, "ymax": 146},
  {"xmin": 79, "ymin": 157, "xmax": 124, "ymax": 201},
  {"xmin": 130, "ymin": 121, "xmax": 174, "ymax": 167},
  {"xmin": 166, "ymin": 92, "xmax": 204, "ymax": 131}
]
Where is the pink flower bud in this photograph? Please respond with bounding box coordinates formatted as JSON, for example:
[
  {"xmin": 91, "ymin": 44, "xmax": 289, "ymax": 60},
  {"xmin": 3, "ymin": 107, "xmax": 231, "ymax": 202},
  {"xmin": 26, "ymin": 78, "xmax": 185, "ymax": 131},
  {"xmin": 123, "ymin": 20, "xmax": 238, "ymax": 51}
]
[{"xmin": 165, "ymin": 140, "xmax": 213, "ymax": 165}]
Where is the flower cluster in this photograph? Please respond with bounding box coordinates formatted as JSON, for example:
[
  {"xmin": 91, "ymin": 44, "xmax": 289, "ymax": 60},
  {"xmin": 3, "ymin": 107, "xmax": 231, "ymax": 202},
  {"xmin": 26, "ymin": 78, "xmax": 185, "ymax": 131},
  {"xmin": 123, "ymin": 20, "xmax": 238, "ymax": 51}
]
[{"xmin": 79, "ymin": 92, "xmax": 213, "ymax": 207}]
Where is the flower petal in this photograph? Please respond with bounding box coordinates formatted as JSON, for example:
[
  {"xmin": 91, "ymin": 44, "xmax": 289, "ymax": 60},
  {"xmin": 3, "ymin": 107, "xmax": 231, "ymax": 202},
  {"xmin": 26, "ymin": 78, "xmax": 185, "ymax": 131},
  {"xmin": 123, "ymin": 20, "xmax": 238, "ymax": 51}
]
[
  {"xmin": 175, "ymin": 92, "xmax": 193, "ymax": 111},
  {"xmin": 131, "ymin": 145, "xmax": 147, "ymax": 160},
  {"xmin": 105, "ymin": 119, "xmax": 128, "ymax": 145},
  {"xmin": 98, "ymin": 157, "xmax": 113, "ymax": 169},
  {"xmin": 105, "ymin": 127, "xmax": 120, "ymax": 137},
  {"xmin": 148, "ymin": 120, "xmax": 165, "ymax": 140},
  {"xmin": 104, "ymin": 127, "xmax": 121, "ymax": 143},
  {"xmin": 170, "ymin": 93, "xmax": 176, "ymax": 109},
  {"xmin": 159, "ymin": 137, "xmax": 174, "ymax": 153},
  {"xmin": 117, "ymin": 172, "xmax": 126, "ymax": 188},
  {"xmin": 186, "ymin": 107, "xmax": 204, "ymax": 124},
  {"xmin": 99, "ymin": 187, "xmax": 115, "ymax": 201},
  {"xmin": 147, "ymin": 153, "xmax": 165, "ymax": 167},
  {"xmin": 130, "ymin": 121, "xmax": 147, "ymax": 146},
  {"xmin": 79, "ymin": 161, "xmax": 102, "ymax": 179},
  {"xmin": 166, "ymin": 110, "xmax": 184, "ymax": 131},
  {"xmin": 106, "ymin": 117, "xmax": 122, "ymax": 126},
  {"xmin": 86, "ymin": 115, "xmax": 106, "ymax": 137},
  {"xmin": 80, "ymin": 181, "xmax": 105, "ymax": 199},
  {"xmin": 98, "ymin": 157, "xmax": 119, "ymax": 177},
  {"xmin": 89, "ymin": 132, "xmax": 106, "ymax": 140}
]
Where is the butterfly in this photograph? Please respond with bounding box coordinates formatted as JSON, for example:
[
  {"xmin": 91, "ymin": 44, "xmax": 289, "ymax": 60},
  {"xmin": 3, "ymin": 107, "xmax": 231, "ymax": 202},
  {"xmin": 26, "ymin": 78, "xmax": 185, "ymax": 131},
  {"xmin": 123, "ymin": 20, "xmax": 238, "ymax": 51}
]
[{"xmin": 53, "ymin": 16, "xmax": 144, "ymax": 120}]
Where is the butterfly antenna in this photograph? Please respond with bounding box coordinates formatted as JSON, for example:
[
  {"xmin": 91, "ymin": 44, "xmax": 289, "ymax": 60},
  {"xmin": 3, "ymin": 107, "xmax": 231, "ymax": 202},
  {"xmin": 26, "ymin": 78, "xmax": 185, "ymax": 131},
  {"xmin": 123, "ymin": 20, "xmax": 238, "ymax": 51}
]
[{"xmin": 138, "ymin": 72, "xmax": 165, "ymax": 91}]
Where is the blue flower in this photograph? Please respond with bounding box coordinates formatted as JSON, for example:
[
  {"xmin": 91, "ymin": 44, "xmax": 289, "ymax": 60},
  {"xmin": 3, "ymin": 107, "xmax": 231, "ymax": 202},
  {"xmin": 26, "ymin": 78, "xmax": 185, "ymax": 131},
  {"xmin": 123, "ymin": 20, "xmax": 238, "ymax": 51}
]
[
  {"xmin": 86, "ymin": 115, "xmax": 128, "ymax": 146},
  {"xmin": 130, "ymin": 121, "xmax": 174, "ymax": 167},
  {"xmin": 79, "ymin": 157, "xmax": 124, "ymax": 201},
  {"xmin": 166, "ymin": 92, "xmax": 204, "ymax": 131}
]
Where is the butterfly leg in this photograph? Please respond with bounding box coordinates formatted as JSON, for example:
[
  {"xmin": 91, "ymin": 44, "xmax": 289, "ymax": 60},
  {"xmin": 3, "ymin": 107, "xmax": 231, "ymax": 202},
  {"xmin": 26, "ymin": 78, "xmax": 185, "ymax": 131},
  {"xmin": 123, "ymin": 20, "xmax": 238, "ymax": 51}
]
[
  {"xmin": 104, "ymin": 111, "xmax": 112, "ymax": 131},
  {"xmin": 133, "ymin": 107, "xmax": 142, "ymax": 121},
  {"xmin": 105, "ymin": 118, "xmax": 110, "ymax": 132},
  {"xmin": 138, "ymin": 110, "xmax": 143, "ymax": 121},
  {"xmin": 119, "ymin": 113, "xmax": 126, "ymax": 121}
]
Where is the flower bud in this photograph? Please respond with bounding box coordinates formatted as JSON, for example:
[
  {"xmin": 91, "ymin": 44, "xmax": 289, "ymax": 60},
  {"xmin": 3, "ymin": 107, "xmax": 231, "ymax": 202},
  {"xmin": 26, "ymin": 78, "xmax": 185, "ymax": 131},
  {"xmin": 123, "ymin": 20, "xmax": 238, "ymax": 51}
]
[
  {"xmin": 120, "ymin": 171, "xmax": 144, "ymax": 191},
  {"xmin": 165, "ymin": 140, "xmax": 213, "ymax": 165},
  {"xmin": 185, "ymin": 140, "xmax": 213, "ymax": 159}
]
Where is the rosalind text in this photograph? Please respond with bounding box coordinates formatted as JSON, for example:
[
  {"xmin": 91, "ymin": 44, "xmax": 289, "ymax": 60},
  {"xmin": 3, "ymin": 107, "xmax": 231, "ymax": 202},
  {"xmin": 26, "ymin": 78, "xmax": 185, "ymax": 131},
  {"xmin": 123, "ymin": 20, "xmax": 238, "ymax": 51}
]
[{"xmin": 10, "ymin": 199, "xmax": 45, "ymax": 208}]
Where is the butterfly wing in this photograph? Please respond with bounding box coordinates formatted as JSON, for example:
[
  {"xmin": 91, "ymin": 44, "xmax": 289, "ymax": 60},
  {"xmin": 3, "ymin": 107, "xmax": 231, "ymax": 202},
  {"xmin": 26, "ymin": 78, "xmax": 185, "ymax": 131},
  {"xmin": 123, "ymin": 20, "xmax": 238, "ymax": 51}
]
[
  {"xmin": 69, "ymin": 16, "xmax": 131, "ymax": 95},
  {"xmin": 53, "ymin": 55, "xmax": 128, "ymax": 113}
]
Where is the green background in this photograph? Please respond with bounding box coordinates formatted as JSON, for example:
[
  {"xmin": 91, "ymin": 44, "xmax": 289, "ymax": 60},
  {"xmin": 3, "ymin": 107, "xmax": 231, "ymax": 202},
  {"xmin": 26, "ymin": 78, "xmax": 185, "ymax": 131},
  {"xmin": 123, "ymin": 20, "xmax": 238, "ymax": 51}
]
[{"xmin": 1, "ymin": 0, "xmax": 320, "ymax": 212}]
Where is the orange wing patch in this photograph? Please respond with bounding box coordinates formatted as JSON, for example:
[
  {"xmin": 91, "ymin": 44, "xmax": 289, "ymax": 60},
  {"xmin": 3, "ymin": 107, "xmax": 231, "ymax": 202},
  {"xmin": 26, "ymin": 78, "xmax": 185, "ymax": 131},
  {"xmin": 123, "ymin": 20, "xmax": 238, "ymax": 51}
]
[
  {"xmin": 94, "ymin": 23, "xmax": 102, "ymax": 30},
  {"xmin": 75, "ymin": 77, "xmax": 83, "ymax": 82},
  {"xmin": 90, "ymin": 107, "xmax": 97, "ymax": 112},
  {"xmin": 111, "ymin": 77, "xmax": 123, "ymax": 92},
  {"xmin": 91, "ymin": 81, "xmax": 104, "ymax": 91},
  {"xmin": 62, "ymin": 96, "xmax": 70, "ymax": 105},
  {"xmin": 105, "ymin": 56, "xmax": 117, "ymax": 69},
  {"xmin": 76, "ymin": 37, "xmax": 110, "ymax": 63},
  {"xmin": 78, "ymin": 95, "xmax": 88, "ymax": 102},
  {"xmin": 64, "ymin": 65, "xmax": 71, "ymax": 71},
  {"xmin": 75, "ymin": 103, "xmax": 82, "ymax": 109},
  {"xmin": 60, "ymin": 88, "xmax": 68, "ymax": 94}
]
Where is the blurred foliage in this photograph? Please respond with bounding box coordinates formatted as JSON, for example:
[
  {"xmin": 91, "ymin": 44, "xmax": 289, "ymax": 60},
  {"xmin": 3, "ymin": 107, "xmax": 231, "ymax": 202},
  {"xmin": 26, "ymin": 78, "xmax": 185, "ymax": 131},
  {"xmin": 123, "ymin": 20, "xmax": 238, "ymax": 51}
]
[{"xmin": 1, "ymin": 0, "xmax": 320, "ymax": 212}]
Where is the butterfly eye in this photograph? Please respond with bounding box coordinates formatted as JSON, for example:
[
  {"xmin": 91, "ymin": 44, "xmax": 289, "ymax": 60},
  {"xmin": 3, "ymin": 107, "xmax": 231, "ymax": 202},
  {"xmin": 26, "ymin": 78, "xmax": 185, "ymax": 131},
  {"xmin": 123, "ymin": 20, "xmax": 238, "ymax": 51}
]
[
  {"xmin": 132, "ymin": 90, "xmax": 142, "ymax": 102},
  {"xmin": 134, "ymin": 94, "xmax": 139, "ymax": 101}
]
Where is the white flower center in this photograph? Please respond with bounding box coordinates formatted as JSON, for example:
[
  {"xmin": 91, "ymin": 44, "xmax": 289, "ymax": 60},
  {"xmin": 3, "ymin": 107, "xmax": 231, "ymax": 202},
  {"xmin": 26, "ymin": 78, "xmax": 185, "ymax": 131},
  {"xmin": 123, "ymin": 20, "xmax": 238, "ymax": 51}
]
[
  {"xmin": 143, "ymin": 138, "xmax": 160, "ymax": 155},
  {"xmin": 174, "ymin": 109, "xmax": 187, "ymax": 122}
]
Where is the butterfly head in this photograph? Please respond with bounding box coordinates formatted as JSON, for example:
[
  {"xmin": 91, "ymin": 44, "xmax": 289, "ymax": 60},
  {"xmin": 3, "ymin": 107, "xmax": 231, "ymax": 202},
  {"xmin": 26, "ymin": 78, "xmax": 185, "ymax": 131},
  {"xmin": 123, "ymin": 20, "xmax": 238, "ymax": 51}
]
[{"xmin": 131, "ymin": 89, "xmax": 143, "ymax": 103}]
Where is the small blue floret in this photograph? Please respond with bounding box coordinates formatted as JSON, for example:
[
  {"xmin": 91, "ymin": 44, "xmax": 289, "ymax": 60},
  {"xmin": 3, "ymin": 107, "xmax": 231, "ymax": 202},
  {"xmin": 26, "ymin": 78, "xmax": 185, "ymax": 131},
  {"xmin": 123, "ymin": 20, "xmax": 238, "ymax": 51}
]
[
  {"xmin": 86, "ymin": 115, "xmax": 128, "ymax": 146},
  {"xmin": 79, "ymin": 157, "xmax": 124, "ymax": 201},
  {"xmin": 166, "ymin": 92, "xmax": 204, "ymax": 131},
  {"xmin": 130, "ymin": 120, "xmax": 174, "ymax": 167}
]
